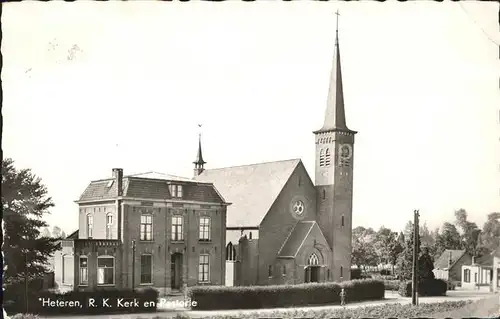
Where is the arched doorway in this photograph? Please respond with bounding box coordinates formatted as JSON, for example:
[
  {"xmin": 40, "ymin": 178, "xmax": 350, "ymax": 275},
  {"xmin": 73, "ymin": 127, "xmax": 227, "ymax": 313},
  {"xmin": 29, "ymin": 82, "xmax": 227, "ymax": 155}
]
[
  {"xmin": 171, "ymin": 253, "xmax": 183, "ymax": 290},
  {"xmin": 305, "ymin": 253, "xmax": 320, "ymax": 283}
]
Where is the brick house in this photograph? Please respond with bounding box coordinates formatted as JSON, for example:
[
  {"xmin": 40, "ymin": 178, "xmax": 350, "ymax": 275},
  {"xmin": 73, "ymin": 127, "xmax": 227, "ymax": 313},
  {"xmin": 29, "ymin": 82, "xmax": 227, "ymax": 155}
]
[
  {"xmin": 196, "ymin": 28, "xmax": 356, "ymax": 286},
  {"xmin": 433, "ymin": 249, "xmax": 472, "ymax": 284},
  {"xmin": 55, "ymin": 170, "xmax": 229, "ymax": 295}
]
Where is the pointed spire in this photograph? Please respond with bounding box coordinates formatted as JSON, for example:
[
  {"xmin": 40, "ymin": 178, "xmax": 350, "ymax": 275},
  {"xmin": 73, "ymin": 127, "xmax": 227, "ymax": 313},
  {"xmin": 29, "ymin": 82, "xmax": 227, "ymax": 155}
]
[
  {"xmin": 314, "ymin": 10, "xmax": 355, "ymax": 134},
  {"xmin": 193, "ymin": 124, "xmax": 206, "ymax": 176},
  {"xmin": 194, "ymin": 133, "xmax": 206, "ymax": 165}
]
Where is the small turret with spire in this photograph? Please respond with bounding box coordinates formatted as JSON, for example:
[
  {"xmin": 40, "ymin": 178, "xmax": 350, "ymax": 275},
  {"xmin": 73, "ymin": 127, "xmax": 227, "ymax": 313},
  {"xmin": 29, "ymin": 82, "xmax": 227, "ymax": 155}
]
[{"xmin": 193, "ymin": 124, "xmax": 206, "ymax": 177}]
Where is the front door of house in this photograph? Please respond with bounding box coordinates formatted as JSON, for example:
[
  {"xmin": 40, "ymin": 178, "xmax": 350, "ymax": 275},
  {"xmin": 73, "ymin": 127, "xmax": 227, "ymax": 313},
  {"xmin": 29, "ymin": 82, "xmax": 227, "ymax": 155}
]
[{"xmin": 171, "ymin": 253, "xmax": 183, "ymax": 290}]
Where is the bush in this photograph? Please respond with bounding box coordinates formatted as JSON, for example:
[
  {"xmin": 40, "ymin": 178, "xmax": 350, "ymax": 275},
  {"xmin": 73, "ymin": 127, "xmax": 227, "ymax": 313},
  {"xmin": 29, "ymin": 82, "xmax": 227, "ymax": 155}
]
[
  {"xmin": 380, "ymin": 269, "xmax": 391, "ymax": 276},
  {"xmin": 419, "ymin": 279, "xmax": 447, "ymax": 296},
  {"xmin": 3, "ymin": 288, "xmax": 159, "ymax": 315},
  {"xmin": 398, "ymin": 279, "xmax": 447, "ymax": 297},
  {"xmin": 351, "ymin": 268, "xmax": 362, "ymax": 279},
  {"xmin": 187, "ymin": 279, "xmax": 385, "ymax": 310},
  {"xmin": 398, "ymin": 281, "xmax": 412, "ymax": 297},
  {"xmin": 384, "ymin": 280, "xmax": 400, "ymax": 291}
]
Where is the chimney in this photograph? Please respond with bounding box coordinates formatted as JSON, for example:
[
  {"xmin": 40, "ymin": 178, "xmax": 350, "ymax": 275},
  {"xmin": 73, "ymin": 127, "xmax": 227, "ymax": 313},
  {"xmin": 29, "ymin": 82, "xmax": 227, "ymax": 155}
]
[
  {"xmin": 448, "ymin": 251, "xmax": 452, "ymax": 268},
  {"xmin": 112, "ymin": 168, "xmax": 123, "ymax": 197}
]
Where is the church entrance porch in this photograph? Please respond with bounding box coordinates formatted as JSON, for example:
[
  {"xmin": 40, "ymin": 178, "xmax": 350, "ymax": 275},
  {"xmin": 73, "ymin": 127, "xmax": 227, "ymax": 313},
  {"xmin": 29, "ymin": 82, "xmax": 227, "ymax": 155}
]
[
  {"xmin": 305, "ymin": 266, "xmax": 320, "ymax": 283},
  {"xmin": 170, "ymin": 253, "xmax": 183, "ymax": 290}
]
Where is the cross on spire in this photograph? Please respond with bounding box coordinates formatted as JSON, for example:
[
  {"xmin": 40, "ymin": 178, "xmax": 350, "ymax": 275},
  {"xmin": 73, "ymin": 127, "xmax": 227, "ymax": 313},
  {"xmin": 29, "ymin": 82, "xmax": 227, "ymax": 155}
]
[{"xmin": 335, "ymin": 10, "xmax": 340, "ymax": 34}]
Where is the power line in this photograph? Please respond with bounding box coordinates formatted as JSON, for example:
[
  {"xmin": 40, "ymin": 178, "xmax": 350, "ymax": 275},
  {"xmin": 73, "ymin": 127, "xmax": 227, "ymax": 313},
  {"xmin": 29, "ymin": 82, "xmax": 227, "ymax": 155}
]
[{"xmin": 459, "ymin": 2, "xmax": 500, "ymax": 46}]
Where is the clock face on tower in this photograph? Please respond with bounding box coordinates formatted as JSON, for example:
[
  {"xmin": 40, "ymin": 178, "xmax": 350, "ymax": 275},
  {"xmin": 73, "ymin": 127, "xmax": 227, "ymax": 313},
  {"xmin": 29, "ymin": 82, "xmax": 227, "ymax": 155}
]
[{"xmin": 340, "ymin": 144, "xmax": 352, "ymax": 159}]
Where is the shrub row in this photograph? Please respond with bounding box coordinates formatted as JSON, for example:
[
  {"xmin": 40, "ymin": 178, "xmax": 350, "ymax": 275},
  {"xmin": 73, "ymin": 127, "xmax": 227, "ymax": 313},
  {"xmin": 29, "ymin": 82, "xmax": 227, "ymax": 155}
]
[
  {"xmin": 398, "ymin": 279, "xmax": 447, "ymax": 297},
  {"xmin": 384, "ymin": 280, "xmax": 400, "ymax": 290},
  {"xmin": 187, "ymin": 279, "xmax": 385, "ymax": 310},
  {"xmin": 3, "ymin": 288, "xmax": 159, "ymax": 316}
]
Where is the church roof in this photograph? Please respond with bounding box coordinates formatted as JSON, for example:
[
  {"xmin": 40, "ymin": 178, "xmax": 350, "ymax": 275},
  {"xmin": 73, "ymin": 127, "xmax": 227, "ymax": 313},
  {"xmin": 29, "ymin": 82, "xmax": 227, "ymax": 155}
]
[
  {"xmin": 77, "ymin": 173, "xmax": 225, "ymax": 204},
  {"xmin": 194, "ymin": 159, "xmax": 301, "ymax": 228},
  {"xmin": 278, "ymin": 221, "xmax": 316, "ymax": 258}
]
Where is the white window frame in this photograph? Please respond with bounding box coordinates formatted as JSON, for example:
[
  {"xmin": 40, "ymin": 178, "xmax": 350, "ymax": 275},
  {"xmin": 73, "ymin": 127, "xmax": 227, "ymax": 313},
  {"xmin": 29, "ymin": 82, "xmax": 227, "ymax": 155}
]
[
  {"xmin": 140, "ymin": 254, "xmax": 153, "ymax": 285},
  {"xmin": 140, "ymin": 214, "xmax": 153, "ymax": 241},
  {"xmin": 199, "ymin": 216, "xmax": 211, "ymax": 241},
  {"xmin": 97, "ymin": 256, "xmax": 115, "ymax": 286},
  {"xmin": 170, "ymin": 184, "xmax": 183, "ymax": 198},
  {"xmin": 86, "ymin": 214, "xmax": 93, "ymax": 238},
  {"xmin": 79, "ymin": 256, "xmax": 88, "ymax": 285},
  {"xmin": 106, "ymin": 213, "xmax": 113, "ymax": 239},
  {"xmin": 171, "ymin": 215, "xmax": 184, "ymax": 241},
  {"xmin": 198, "ymin": 254, "xmax": 210, "ymax": 283}
]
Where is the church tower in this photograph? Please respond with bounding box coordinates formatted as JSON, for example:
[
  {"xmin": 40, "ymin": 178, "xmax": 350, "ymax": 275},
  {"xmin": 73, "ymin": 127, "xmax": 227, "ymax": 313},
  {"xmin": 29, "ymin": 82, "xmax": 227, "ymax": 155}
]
[
  {"xmin": 193, "ymin": 131, "xmax": 206, "ymax": 177},
  {"xmin": 314, "ymin": 13, "xmax": 357, "ymax": 282}
]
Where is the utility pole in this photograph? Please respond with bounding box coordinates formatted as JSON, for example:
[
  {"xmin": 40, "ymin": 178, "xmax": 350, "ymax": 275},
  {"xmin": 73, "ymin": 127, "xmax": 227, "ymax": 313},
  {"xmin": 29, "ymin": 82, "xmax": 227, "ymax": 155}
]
[
  {"xmin": 131, "ymin": 240, "xmax": 136, "ymax": 290},
  {"xmin": 412, "ymin": 209, "xmax": 420, "ymax": 306}
]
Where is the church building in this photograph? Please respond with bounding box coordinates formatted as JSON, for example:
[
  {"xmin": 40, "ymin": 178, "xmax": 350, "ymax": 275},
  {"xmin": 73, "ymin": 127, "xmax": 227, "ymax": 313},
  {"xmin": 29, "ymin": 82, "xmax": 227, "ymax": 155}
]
[
  {"xmin": 194, "ymin": 24, "xmax": 357, "ymax": 286},
  {"xmin": 54, "ymin": 19, "xmax": 356, "ymax": 293}
]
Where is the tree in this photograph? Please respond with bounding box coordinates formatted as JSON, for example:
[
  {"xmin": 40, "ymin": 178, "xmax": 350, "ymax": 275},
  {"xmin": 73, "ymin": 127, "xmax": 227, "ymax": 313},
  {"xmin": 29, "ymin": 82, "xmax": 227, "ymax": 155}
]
[
  {"xmin": 387, "ymin": 232, "xmax": 404, "ymax": 274},
  {"xmin": 2, "ymin": 158, "xmax": 60, "ymax": 287},
  {"xmin": 352, "ymin": 226, "xmax": 378, "ymax": 272},
  {"xmin": 52, "ymin": 226, "xmax": 62, "ymax": 238},
  {"xmin": 396, "ymin": 223, "xmax": 421, "ymax": 280},
  {"xmin": 41, "ymin": 227, "xmax": 51, "ymax": 238},
  {"xmin": 435, "ymin": 222, "xmax": 461, "ymax": 257},
  {"xmin": 418, "ymin": 247, "xmax": 435, "ymax": 281},
  {"xmin": 480, "ymin": 212, "xmax": 500, "ymax": 253},
  {"xmin": 454, "ymin": 209, "xmax": 480, "ymax": 256}
]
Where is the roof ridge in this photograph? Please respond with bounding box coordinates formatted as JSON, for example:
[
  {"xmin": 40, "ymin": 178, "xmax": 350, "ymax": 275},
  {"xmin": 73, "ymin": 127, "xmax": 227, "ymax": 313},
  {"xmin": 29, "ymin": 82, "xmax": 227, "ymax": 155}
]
[{"xmin": 205, "ymin": 158, "xmax": 301, "ymax": 171}]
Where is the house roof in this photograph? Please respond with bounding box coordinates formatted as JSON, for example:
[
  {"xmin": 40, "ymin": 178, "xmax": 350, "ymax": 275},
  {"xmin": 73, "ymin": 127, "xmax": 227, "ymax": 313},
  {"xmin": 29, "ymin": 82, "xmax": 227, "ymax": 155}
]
[
  {"xmin": 434, "ymin": 249, "xmax": 466, "ymax": 269},
  {"xmin": 475, "ymin": 254, "xmax": 493, "ymax": 266},
  {"xmin": 278, "ymin": 221, "xmax": 316, "ymax": 258},
  {"xmin": 193, "ymin": 159, "xmax": 301, "ymax": 228},
  {"xmin": 78, "ymin": 172, "xmax": 225, "ymax": 204},
  {"xmin": 66, "ymin": 230, "xmax": 78, "ymax": 239}
]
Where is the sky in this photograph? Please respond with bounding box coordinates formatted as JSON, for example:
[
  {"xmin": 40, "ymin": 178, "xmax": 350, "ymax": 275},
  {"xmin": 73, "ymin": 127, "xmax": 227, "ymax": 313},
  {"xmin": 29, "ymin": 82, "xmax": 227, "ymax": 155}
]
[{"xmin": 3, "ymin": 1, "xmax": 500, "ymax": 235}]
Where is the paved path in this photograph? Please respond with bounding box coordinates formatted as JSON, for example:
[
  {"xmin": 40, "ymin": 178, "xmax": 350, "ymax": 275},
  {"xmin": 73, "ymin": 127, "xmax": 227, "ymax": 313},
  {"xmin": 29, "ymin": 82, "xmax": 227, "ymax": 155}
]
[{"xmin": 32, "ymin": 290, "xmax": 497, "ymax": 319}]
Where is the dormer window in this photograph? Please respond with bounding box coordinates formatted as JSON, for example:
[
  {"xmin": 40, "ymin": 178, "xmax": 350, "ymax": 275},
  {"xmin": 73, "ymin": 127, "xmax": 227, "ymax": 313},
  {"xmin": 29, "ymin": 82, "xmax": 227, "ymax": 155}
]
[{"xmin": 169, "ymin": 184, "xmax": 183, "ymax": 198}]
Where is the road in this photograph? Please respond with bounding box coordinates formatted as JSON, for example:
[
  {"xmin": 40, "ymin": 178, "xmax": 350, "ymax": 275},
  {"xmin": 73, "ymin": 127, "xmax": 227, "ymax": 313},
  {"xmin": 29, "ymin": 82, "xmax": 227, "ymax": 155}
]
[{"xmin": 27, "ymin": 289, "xmax": 497, "ymax": 319}]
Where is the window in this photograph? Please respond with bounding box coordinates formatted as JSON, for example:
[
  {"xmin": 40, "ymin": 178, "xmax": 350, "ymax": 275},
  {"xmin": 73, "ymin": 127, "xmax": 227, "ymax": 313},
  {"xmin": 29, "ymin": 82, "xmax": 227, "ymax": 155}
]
[
  {"xmin": 327, "ymin": 269, "xmax": 331, "ymax": 279},
  {"xmin": 322, "ymin": 189, "xmax": 326, "ymax": 200},
  {"xmin": 170, "ymin": 184, "xmax": 183, "ymax": 198},
  {"xmin": 341, "ymin": 215, "xmax": 345, "ymax": 227},
  {"xmin": 140, "ymin": 255, "xmax": 153, "ymax": 284},
  {"xmin": 198, "ymin": 254, "xmax": 210, "ymax": 282},
  {"xmin": 171, "ymin": 216, "xmax": 183, "ymax": 241},
  {"xmin": 325, "ymin": 148, "xmax": 331, "ymax": 166},
  {"xmin": 464, "ymin": 269, "xmax": 470, "ymax": 283},
  {"xmin": 308, "ymin": 253, "xmax": 319, "ymax": 266},
  {"xmin": 79, "ymin": 256, "xmax": 88, "ymax": 285},
  {"xmin": 97, "ymin": 257, "xmax": 114, "ymax": 285},
  {"xmin": 282, "ymin": 265, "xmax": 286, "ymax": 276},
  {"xmin": 319, "ymin": 149, "xmax": 325, "ymax": 167},
  {"xmin": 474, "ymin": 272, "xmax": 478, "ymax": 283},
  {"xmin": 140, "ymin": 214, "xmax": 153, "ymax": 241},
  {"xmin": 226, "ymin": 243, "xmax": 236, "ymax": 261},
  {"xmin": 86, "ymin": 214, "xmax": 93, "ymax": 238},
  {"xmin": 199, "ymin": 217, "xmax": 211, "ymax": 241},
  {"xmin": 340, "ymin": 266, "xmax": 344, "ymax": 278},
  {"xmin": 268, "ymin": 265, "xmax": 273, "ymax": 277},
  {"xmin": 298, "ymin": 176, "xmax": 302, "ymax": 187},
  {"xmin": 106, "ymin": 214, "xmax": 113, "ymax": 239}
]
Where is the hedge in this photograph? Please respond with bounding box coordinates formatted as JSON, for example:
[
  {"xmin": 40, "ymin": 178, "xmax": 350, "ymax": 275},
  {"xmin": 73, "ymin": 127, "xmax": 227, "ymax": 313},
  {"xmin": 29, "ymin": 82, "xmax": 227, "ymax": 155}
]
[
  {"xmin": 398, "ymin": 279, "xmax": 447, "ymax": 297},
  {"xmin": 3, "ymin": 288, "xmax": 159, "ymax": 316},
  {"xmin": 187, "ymin": 279, "xmax": 385, "ymax": 310}
]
